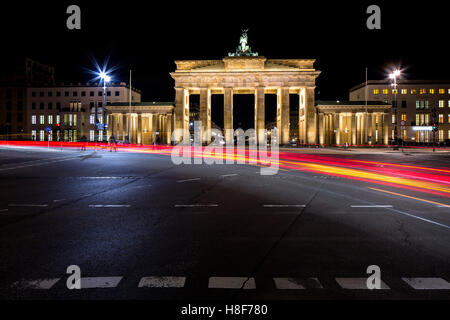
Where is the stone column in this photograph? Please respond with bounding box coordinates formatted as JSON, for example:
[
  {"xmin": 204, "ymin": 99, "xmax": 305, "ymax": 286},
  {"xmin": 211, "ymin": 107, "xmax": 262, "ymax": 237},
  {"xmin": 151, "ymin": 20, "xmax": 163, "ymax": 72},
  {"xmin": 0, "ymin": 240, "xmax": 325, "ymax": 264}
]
[
  {"xmin": 278, "ymin": 87, "xmax": 290, "ymax": 145},
  {"xmin": 334, "ymin": 113, "xmax": 340, "ymax": 145},
  {"xmin": 318, "ymin": 113, "xmax": 324, "ymax": 145},
  {"xmin": 351, "ymin": 113, "xmax": 356, "ymax": 145},
  {"xmin": 200, "ymin": 88, "xmax": 211, "ymax": 144},
  {"xmin": 174, "ymin": 88, "xmax": 189, "ymax": 144},
  {"xmin": 166, "ymin": 114, "xmax": 173, "ymax": 145},
  {"xmin": 367, "ymin": 113, "xmax": 372, "ymax": 145},
  {"xmin": 255, "ymin": 87, "xmax": 265, "ymax": 144},
  {"xmin": 304, "ymin": 87, "xmax": 317, "ymax": 145},
  {"xmin": 224, "ymin": 88, "xmax": 233, "ymax": 143},
  {"xmin": 137, "ymin": 114, "xmax": 142, "ymax": 144},
  {"xmin": 383, "ymin": 113, "xmax": 390, "ymax": 145}
]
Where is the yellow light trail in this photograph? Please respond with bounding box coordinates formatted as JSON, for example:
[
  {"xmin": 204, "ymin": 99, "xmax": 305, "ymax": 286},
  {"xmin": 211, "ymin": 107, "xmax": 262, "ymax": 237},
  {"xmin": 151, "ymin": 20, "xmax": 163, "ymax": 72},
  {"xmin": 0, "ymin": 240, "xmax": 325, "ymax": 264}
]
[{"xmin": 368, "ymin": 187, "xmax": 450, "ymax": 207}]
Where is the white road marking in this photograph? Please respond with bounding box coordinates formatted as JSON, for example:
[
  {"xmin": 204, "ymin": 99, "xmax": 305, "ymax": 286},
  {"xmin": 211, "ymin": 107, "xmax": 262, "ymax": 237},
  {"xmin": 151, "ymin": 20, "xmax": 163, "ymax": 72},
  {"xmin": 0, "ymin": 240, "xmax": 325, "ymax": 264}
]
[
  {"xmin": 220, "ymin": 174, "xmax": 239, "ymax": 178},
  {"xmin": 88, "ymin": 205, "xmax": 131, "ymax": 208},
  {"xmin": 263, "ymin": 205, "xmax": 306, "ymax": 208},
  {"xmin": 174, "ymin": 204, "xmax": 219, "ymax": 208},
  {"xmin": 80, "ymin": 277, "xmax": 122, "ymax": 289},
  {"xmin": 274, "ymin": 278, "xmax": 305, "ymax": 289},
  {"xmin": 208, "ymin": 277, "xmax": 256, "ymax": 289},
  {"xmin": 0, "ymin": 209, "xmax": 8, "ymax": 213},
  {"xmin": 12, "ymin": 278, "xmax": 60, "ymax": 289},
  {"xmin": 53, "ymin": 199, "xmax": 66, "ymax": 202},
  {"xmin": 8, "ymin": 204, "xmax": 48, "ymax": 207},
  {"xmin": 402, "ymin": 277, "xmax": 450, "ymax": 290},
  {"xmin": 351, "ymin": 205, "xmax": 393, "ymax": 208},
  {"xmin": 335, "ymin": 278, "xmax": 390, "ymax": 289},
  {"xmin": 138, "ymin": 276, "xmax": 186, "ymax": 288},
  {"xmin": 0, "ymin": 156, "xmax": 81, "ymax": 172},
  {"xmin": 177, "ymin": 178, "xmax": 201, "ymax": 183}
]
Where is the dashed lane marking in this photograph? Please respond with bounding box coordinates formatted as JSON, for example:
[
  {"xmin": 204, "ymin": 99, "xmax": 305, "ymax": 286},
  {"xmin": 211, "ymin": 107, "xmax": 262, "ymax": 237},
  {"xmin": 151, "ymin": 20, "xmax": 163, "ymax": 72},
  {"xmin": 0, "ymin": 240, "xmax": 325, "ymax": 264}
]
[
  {"xmin": 0, "ymin": 209, "xmax": 9, "ymax": 213},
  {"xmin": 335, "ymin": 278, "xmax": 390, "ymax": 289},
  {"xmin": 220, "ymin": 174, "xmax": 239, "ymax": 178},
  {"xmin": 80, "ymin": 277, "xmax": 123, "ymax": 289},
  {"xmin": 11, "ymin": 278, "xmax": 60, "ymax": 290},
  {"xmin": 177, "ymin": 178, "xmax": 200, "ymax": 183},
  {"xmin": 263, "ymin": 205, "xmax": 306, "ymax": 208},
  {"xmin": 8, "ymin": 204, "xmax": 48, "ymax": 207},
  {"xmin": 88, "ymin": 205, "xmax": 131, "ymax": 208},
  {"xmin": 208, "ymin": 277, "xmax": 256, "ymax": 289},
  {"xmin": 350, "ymin": 205, "xmax": 393, "ymax": 208},
  {"xmin": 174, "ymin": 204, "xmax": 219, "ymax": 208},
  {"xmin": 273, "ymin": 278, "xmax": 305, "ymax": 289},
  {"xmin": 402, "ymin": 277, "xmax": 450, "ymax": 290},
  {"xmin": 138, "ymin": 276, "xmax": 186, "ymax": 288}
]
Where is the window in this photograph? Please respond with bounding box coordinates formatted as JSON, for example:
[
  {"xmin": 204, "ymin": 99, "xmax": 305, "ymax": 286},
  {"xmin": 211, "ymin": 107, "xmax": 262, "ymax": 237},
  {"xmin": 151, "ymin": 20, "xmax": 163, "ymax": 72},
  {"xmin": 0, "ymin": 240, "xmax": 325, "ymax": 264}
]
[
  {"xmin": 64, "ymin": 114, "xmax": 68, "ymax": 125},
  {"xmin": 439, "ymin": 100, "xmax": 445, "ymax": 108},
  {"xmin": 31, "ymin": 130, "xmax": 36, "ymax": 140},
  {"xmin": 411, "ymin": 89, "xmax": 417, "ymax": 94},
  {"xmin": 32, "ymin": 91, "xmax": 36, "ymax": 97},
  {"xmin": 32, "ymin": 102, "xmax": 36, "ymax": 110},
  {"xmin": 439, "ymin": 114, "xmax": 444, "ymax": 123},
  {"xmin": 392, "ymin": 89, "xmax": 398, "ymax": 94},
  {"xmin": 48, "ymin": 131, "xmax": 53, "ymax": 141},
  {"xmin": 401, "ymin": 100, "xmax": 407, "ymax": 108},
  {"xmin": 98, "ymin": 102, "xmax": 102, "ymax": 108},
  {"xmin": 56, "ymin": 91, "xmax": 61, "ymax": 97},
  {"xmin": 425, "ymin": 114, "xmax": 430, "ymax": 125},
  {"xmin": 425, "ymin": 101, "xmax": 430, "ymax": 109},
  {"xmin": 56, "ymin": 115, "xmax": 60, "ymax": 124},
  {"xmin": 40, "ymin": 130, "xmax": 45, "ymax": 141},
  {"xmin": 73, "ymin": 114, "xmax": 77, "ymax": 126},
  {"xmin": 392, "ymin": 114, "xmax": 396, "ymax": 124},
  {"xmin": 48, "ymin": 102, "xmax": 52, "ymax": 109},
  {"xmin": 90, "ymin": 102, "xmax": 95, "ymax": 109},
  {"xmin": 69, "ymin": 114, "xmax": 73, "ymax": 126},
  {"xmin": 401, "ymin": 114, "xmax": 407, "ymax": 121},
  {"xmin": 401, "ymin": 89, "xmax": 407, "ymax": 94},
  {"xmin": 90, "ymin": 114, "xmax": 95, "ymax": 124},
  {"xmin": 115, "ymin": 91, "xmax": 120, "ymax": 96},
  {"xmin": 90, "ymin": 130, "xmax": 95, "ymax": 142},
  {"xmin": 31, "ymin": 115, "xmax": 36, "ymax": 124},
  {"xmin": 90, "ymin": 91, "xmax": 94, "ymax": 97},
  {"xmin": 420, "ymin": 88, "xmax": 426, "ymax": 94},
  {"xmin": 439, "ymin": 130, "xmax": 444, "ymax": 142},
  {"xmin": 382, "ymin": 89, "xmax": 389, "ymax": 94},
  {"xmin": 40, "ymin": 115, "xmax": 45, "ymax": 124},
  {"xmin": 17, "ymin": 113, "xmax": 23, "ymax": 122},
  {"xmin": 439, "ymin": 89, "xmax": 445, "ymax": 94},
  {"xmin": 373, "ymin": 89, "xmax": 380, "ymax": 95},
  {"xmin": 81, "ymin": 91, "xmax": 86, "ymax": 97},
  {"xmin": 48, "ymin": 91, "xmax": 52, "ymax": 97},
  {"xmin": 40, "ymin": 102, "xmax": 44, "ymax": 110},
  {"xmin": 448, "ymin": 114, "xmax": 450, "ymax": 123},
  {"xmin": 56, "ymin": 102, "xmax": 61, "ymax": 110},
  {"xmin": 107, "ymin": 91, "xmax": 111, "ymax": 96},
  {"xmin": 40, "ymin": 92, "xmax": 44, "ymax": 97},
  {"xmin": 429, "ymin": 89, "xmax": 435, "ymax": 94},
  {"xmin": 65, "ymin": 91, "xmax": 69, "ymax": 97},
  {"xmin": 73, "ymin": 91, "xmax": 78, "ymax": 97},
  {"xmin": 17, "ymin": 101, "xmax": 23, "ymax": 110},
  {"xmin": 98, "ymin": 115, "xmax": 103, "ymax": 124},
  {"xmin": 98, "ymin": 91, "xmax": 102, "ymax": 96},
  {"xmin": 48, "ymin": 115, "xmax": 53, "ymax": 124}
]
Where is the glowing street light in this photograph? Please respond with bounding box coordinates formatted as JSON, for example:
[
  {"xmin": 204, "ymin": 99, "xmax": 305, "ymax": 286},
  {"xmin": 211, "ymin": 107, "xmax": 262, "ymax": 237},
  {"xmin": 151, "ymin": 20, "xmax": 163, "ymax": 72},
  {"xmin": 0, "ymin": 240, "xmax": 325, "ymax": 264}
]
[
  {"xmin": 96, "ymin": 69, "xmax": 112, "ymax": 142},
  {"xmin": 389, "ymin": 68, "xmax": 401, "ymax": 150}
]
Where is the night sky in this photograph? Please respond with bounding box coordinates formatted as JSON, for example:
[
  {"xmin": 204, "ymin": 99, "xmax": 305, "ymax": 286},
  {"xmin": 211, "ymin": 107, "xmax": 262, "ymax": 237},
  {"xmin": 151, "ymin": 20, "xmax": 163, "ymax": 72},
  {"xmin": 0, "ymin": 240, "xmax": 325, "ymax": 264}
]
[{"xmin": 1, "ymin": 0, "xmax": 450, "ymax": 103}]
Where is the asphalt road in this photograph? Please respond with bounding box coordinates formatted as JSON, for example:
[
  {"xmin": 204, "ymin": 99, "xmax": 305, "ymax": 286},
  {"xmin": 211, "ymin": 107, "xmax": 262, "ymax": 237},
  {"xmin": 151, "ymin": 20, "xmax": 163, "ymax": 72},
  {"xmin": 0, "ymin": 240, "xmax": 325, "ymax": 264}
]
[{"xmin": 0, "ymin": 145, "xmax": 449, "ymax": 300}]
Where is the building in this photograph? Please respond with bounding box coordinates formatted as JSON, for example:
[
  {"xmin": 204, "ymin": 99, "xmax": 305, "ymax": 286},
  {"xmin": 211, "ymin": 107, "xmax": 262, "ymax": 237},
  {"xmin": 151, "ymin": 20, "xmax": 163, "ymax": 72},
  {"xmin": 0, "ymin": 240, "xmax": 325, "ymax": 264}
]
[
  {"xmin": 27, "ymin": 82, "xmax": 141, "ymax": 142},
  {"xmin": 0, "ymin": 58, "xmax": 55, "ymax": 139},
  {"xmin": 350, "ymin": 80, "xmax": 450, "ymax": 143}
]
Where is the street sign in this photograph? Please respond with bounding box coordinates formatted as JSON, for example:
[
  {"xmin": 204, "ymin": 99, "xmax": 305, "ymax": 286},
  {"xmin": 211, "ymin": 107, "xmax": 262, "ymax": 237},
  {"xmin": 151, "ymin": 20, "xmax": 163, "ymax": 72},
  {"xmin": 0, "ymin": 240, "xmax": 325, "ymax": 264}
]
[
  {"xmin": 45, "ymin": 126, "xmax": 52, "ymax": 133},
  {"xmin": 96, "ymin": 123, "xmax": 104, "ymax": 130},
  {"xmin": 400, "ymin": 120, "xmax": 406, "ymax": 126}
]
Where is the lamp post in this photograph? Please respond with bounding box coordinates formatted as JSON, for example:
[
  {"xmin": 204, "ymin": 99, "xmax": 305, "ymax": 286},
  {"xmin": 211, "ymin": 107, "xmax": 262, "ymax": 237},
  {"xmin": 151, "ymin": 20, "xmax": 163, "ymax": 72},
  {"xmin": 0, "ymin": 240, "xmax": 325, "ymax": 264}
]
[
  {"xmin": 99, "ymin": 72, "xmax": 111, "ymax": 142},
  {"xmin": 389, "ymin": 69, "xmax": 401, "ymax": 149}
]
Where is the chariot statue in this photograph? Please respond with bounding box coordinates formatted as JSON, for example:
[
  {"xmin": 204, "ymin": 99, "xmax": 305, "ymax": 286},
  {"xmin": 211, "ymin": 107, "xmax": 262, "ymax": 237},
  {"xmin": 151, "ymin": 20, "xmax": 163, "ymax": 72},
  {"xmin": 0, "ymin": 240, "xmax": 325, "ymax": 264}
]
[{"xmin": 228, "ymin": 29, "xmax": 258, "ymax": 57}]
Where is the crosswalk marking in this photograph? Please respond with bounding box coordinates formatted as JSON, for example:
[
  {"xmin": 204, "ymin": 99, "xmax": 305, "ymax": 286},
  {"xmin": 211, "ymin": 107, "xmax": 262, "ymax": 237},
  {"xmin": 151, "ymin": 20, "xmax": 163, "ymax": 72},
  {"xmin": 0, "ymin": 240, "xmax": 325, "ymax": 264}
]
[
  {"xmin": 12, "ymin": 278, "xmax": 60, "ymax": 289},
  {"xmin": 80, "ymin": 277, "xmax": 122, "ymax": 289},
  {"xmin": 274, "ymin": 278, "xmax": 305, "ymax": 289},
  {"xmin": 350, "ymin": 205, "xmax": 393, "ymax": 208},
  {"xmin": 208, "ymin": 277, "xmax": 256, "ymax": 289},
  {"xmin": 335, "ymin": 278, "xmax": 390, "ymax": 289},
  {"xmin": 402, "ymin": 277, "xmax": 450, "ymax": 290},
  {"xmin": 138, "ymin": 276, "xmax": 186, "ymax": 288}
]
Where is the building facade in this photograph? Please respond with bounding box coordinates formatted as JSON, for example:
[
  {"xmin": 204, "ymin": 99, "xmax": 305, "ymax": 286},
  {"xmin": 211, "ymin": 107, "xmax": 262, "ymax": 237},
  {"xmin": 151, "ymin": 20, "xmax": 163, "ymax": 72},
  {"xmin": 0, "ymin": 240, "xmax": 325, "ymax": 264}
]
[
  {"xmin": 26, "ymin": 82, "xmax": 141, "ymax": 142},
  {"xmin": 350, "ymin": 80, "xmax": 450, "ymax": 143}
]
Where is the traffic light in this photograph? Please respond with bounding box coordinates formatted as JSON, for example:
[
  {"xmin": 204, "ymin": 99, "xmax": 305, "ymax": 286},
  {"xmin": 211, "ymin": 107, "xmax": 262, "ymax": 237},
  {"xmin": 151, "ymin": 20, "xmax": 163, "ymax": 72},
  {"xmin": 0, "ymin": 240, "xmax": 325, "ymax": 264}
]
[{"xmin": 432, "ymin": 123, "xmax": 438, "ymax": 132}]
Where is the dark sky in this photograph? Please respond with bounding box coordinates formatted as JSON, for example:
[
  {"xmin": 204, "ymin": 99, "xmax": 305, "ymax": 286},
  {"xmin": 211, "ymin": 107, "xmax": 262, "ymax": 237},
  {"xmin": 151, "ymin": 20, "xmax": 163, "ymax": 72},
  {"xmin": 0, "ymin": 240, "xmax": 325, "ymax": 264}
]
[{"xmin": 1, "ymin": 0, "xmax": 450, "ymax": 103}]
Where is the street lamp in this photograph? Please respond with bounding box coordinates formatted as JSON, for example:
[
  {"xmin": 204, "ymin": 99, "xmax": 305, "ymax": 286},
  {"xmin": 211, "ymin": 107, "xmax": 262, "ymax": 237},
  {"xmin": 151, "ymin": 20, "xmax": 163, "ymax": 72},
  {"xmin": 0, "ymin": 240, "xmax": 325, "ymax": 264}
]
[
  {"xmin": 389, "ymin": 69, "xmax": 401, "ymax": 149},
  {"xmin": 98, "ymin": 71, "xmax": 111, "ymax": 142}
]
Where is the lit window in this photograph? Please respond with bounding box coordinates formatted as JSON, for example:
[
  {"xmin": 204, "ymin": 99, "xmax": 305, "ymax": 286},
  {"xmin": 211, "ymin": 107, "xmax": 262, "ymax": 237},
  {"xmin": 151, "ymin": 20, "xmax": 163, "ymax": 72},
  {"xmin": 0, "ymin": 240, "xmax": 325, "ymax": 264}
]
[
  {"xmin": 48, "ymin": 131, "xmax": 52, "ymax": 141},
  {"xmin": 439, "ymin": 89, "xmax": 445, "ymax": 94},
  {"xmin": 416, "ymin": 101, "xmax": 420, "ymax": 109},
  {"xmin": 31, "ymin": 115, "xmax": 36, "ymax": 124},
  {"xmin": 48, "ymin": 115, "xmax": 53, "ymax": 124},
  {"xmin": 391, "ymin": 130, "xmax": 395, "ymax": 140},
  {"xmin": 448, "ymin": 114, "xmax": 450, "ymax": 123},
  {"xmin": 420, "ymin": 114, "xmax": 425, "ymax": 125},
  {"xmin": 401, "ymin": 89, "xmax": 408, "ymax": 94},
  {"xmin": 382, "ymin": 89, "xmax": 389, "ymax": 94},
  {"xmin": 90, "ymin": 114, "xmax": 95, "ymax": 124},
  {"xmin": 439, "ymin": 130, "xmax": 444, "ymax": 142},
  {"xmin": 439, "ymin": 114, "xmax": 444, "ymax": 123},
  {"xmin": 420, "ymin": 88, "xmax": 426, "ymax": 94},
  {"xmin": 31, "ymin": 130, "xmax": 36, "ymax": 140},
  {"xmin": 411, "ymin": 89, "xmax": 417, "ymax": 94},
  {"xmin": 73, "ymin": 114, "xmax": 77, "ymax": 126},
  {"xmin": 425, "ymin": 101, "xmax": 429, "ymax": 109},
  {"xmin": 90, "ymin": 130, "xmax": 95, "ymax": 142},
  {"xmin": 392, "ymin": 89, "xmax": 398, "ymax": 94},
  {"xmin": 39, "ymin": 130, "xmax": 44, "ymax": 141},
  {"xmin": 416, "ymin": 114, "xmax": 420, "ymax": 125},
  {"xmin": 40, "ymin": 115, "xmax": 45, "ymax": 124},
  {"xmin": 429, "ymin": 89, "xmax": 435, "ymax": 94},
  {"xmin": 448, "ymin": 130, "xmax": 450, "ymax": 139},
  {"xmin": 56, "ymin": 115, "xmax": 60, "ymax": 124},
  {"xmin": 439, "ymin": 100, "xmax": 445, "ymax": 108},
  {"xmin": 392, "ymin": 114, "xmax": 396, "ymax": 124},
  {"xmin": 425, "ymin": 114, "xmax": 429, "ymax": 125},
  {"xmin": 373, "ymin": 89, "xmax": 380, "ymax": 95},
  {"xmin": 448, "ymin": 101, "xmax": 450, "ymax": 108},
  {"xmin": 402, "ymin": 130, "xmax": 407, "ymax": 140},
  {"xmin": 401, "ymin": 114, "xmax": 406, "ymax": 121}
]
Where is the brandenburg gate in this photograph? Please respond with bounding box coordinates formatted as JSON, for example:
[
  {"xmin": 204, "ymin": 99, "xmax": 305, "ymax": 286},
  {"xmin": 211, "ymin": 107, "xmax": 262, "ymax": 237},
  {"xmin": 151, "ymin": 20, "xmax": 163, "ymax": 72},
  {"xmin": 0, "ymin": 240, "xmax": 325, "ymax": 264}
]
[{"xmin": 170, "ymin": 30, "xmax": 321, "ymax": 145}]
